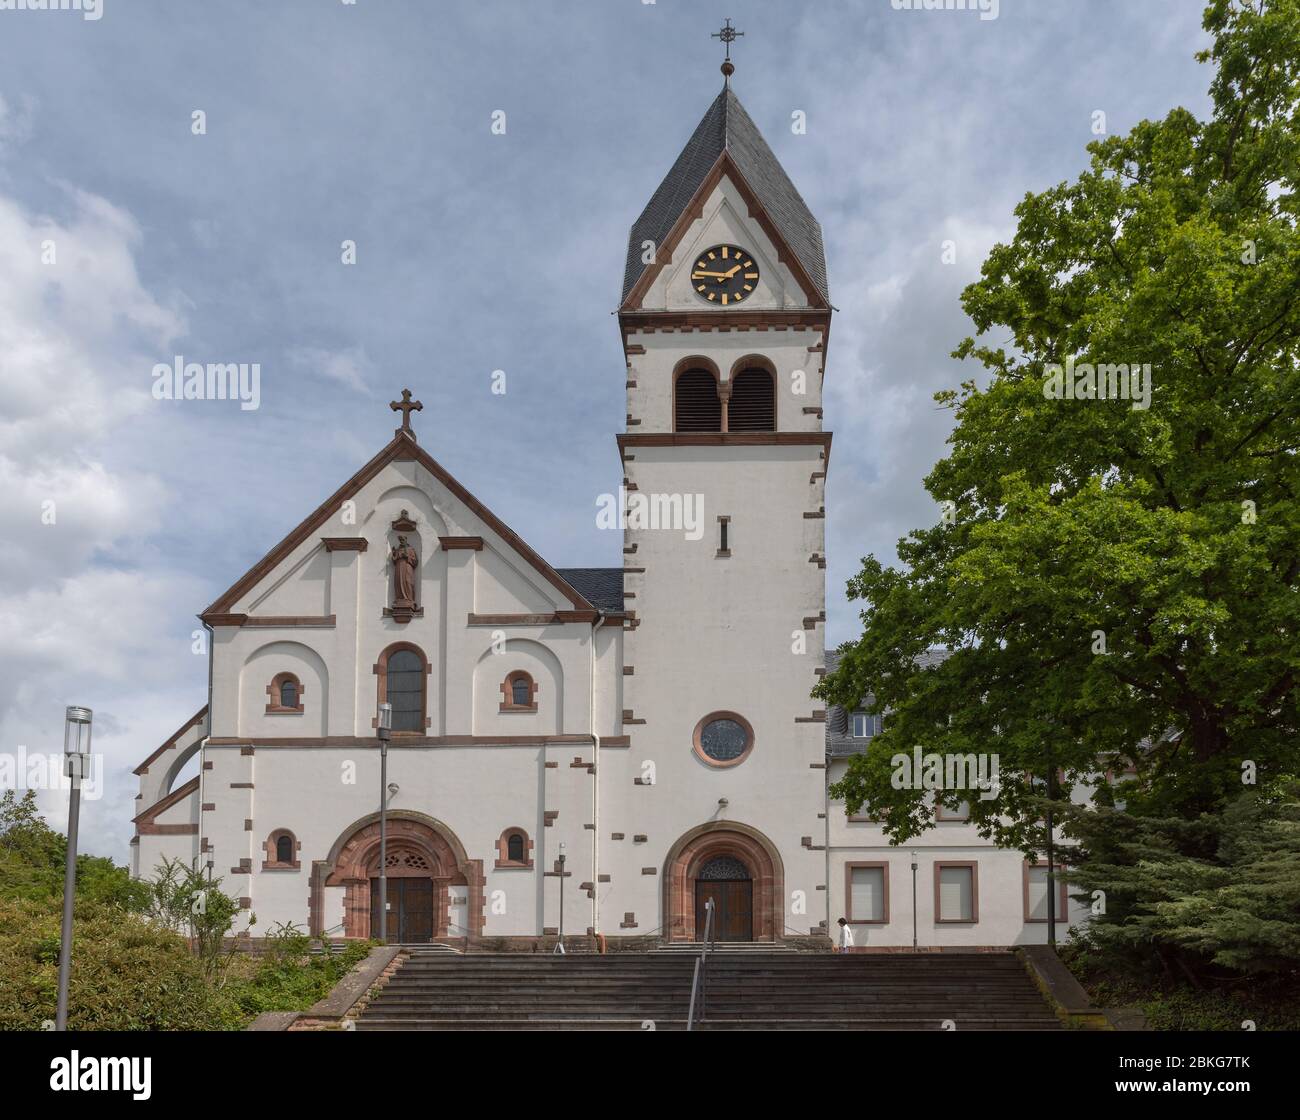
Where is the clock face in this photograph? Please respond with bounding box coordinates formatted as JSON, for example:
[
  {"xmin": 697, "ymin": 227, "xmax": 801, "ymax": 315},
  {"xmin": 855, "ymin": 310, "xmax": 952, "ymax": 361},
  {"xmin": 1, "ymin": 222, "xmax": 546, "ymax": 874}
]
[{"xmin": 690, "ymin": 244, "xmax": 759, "ymax": 306}]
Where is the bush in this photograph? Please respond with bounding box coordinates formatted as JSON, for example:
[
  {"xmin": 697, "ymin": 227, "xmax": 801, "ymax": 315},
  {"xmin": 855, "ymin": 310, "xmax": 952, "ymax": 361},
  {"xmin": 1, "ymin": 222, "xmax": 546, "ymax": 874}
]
[
  {"xmin": 224, "ymin": 927, "xmax": 373, "ymax": 1019},
  {"xmin": 0, "ymin": 896, "xmax": 232, "ymax": 1030}
]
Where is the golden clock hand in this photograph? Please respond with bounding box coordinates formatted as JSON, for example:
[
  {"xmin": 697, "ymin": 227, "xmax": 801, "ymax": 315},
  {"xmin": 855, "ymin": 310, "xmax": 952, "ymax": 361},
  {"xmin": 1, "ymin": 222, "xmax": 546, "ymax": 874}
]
[
  {"xmin": 692, "ymin": 270, "xmax": 729, "ymax": 279},
  {"xmin": 723, "ymin": 263, "xmax": 742, "ymax": 279}
]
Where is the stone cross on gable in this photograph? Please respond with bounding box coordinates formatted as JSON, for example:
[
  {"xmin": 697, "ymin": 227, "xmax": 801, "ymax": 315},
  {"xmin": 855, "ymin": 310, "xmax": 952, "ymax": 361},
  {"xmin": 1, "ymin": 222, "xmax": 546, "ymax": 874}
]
[{"xmin": 390, "ymin": 389, "xmax": 423, "ymax": 438}]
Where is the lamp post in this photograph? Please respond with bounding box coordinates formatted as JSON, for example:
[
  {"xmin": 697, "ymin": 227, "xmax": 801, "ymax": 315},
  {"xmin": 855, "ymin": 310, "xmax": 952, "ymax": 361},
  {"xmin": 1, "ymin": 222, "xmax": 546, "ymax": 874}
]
[
  {"xmin": 377, "ymin": 702, "xmax": 392, "ymax": 944},
  {"xmin": 56, "ymin": 705, "xmax": 92, "ymax": 1031},
  {"xmin": 1045, "ymin": 759, "xmax": 1057, "ymax": 949},
  {"xmin": 555, "ymin": 841, "xmax": 567, "ymax": 955},
  {"xmin": 910, "ymin": 850, "xmax": 918, "ymax": 950}
]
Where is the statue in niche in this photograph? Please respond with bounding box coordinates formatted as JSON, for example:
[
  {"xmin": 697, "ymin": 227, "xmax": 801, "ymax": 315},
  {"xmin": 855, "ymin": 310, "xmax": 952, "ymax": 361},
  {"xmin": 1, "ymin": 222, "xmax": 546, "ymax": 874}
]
[{"xmin": 390, "ymin": 535, "xmax": 418, "ymax": 608}]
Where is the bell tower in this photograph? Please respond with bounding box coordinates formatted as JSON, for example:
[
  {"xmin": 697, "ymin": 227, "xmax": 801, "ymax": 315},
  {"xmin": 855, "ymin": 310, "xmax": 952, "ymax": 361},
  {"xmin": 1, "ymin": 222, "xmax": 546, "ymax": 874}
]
[{"xmin": 614, "ymin": 35, "xmax": 831, "ymax": 941}]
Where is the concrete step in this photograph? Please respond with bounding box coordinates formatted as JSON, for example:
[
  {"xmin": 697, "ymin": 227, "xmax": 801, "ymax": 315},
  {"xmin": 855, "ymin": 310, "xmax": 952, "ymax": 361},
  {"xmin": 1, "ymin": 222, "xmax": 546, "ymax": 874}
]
[
  {"xmin": 356, "ymin": 1016, "xmax": 1062, "ymax": 1032},
  {"xmin": 356, "ymin": 948, "xmax": 1062, "ymax": 1031}
]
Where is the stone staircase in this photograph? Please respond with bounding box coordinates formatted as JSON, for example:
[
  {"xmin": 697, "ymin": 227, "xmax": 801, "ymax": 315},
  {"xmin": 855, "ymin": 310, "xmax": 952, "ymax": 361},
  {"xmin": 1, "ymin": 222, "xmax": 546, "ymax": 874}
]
[{"xmin": 356, "ymin": 950, "xmax": 1062, "ymax": 1031}]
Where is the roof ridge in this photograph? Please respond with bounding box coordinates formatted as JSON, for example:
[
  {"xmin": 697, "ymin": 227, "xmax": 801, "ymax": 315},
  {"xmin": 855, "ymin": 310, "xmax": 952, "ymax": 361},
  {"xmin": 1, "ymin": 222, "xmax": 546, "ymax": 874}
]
[
  {"xmin": 621, "ymin": 85, "xmax": 829, "ymax": 305},
  {"xmin": 201, "ymin": 434, "xmax": 596, "ymax": 619}
]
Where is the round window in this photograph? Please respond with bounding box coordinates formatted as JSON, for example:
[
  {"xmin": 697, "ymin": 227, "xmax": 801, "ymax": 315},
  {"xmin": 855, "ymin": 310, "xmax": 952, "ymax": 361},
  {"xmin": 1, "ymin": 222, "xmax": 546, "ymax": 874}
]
[{"xmin": 693, "ymin": 712, "xmax": 754, "ymax": 767}]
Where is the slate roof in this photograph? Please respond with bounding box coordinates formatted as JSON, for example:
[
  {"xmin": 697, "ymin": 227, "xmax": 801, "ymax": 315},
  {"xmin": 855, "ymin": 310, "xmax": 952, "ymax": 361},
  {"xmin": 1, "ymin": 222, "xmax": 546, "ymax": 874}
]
[
  {"xmin": 555, "ymin": 568, "xmax": 625, "ymax": 613},
  {"xmin": 621, "ymin": 85, "xmax": 829, "ymax": 305},
  {"xmin": 823, "ymin": 648, "xmax": 953, "ymax": 758}
]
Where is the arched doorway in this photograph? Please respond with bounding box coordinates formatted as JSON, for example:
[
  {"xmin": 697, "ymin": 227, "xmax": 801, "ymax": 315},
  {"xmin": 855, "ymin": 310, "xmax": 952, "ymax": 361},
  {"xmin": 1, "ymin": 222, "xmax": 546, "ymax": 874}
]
[
  {"xmin": 664, "ymin": 821, "xmax": 784, "ymax": 942},
  {"xmin": 315, "ymin": 812, "xmax": 484, "ymax": 942}
]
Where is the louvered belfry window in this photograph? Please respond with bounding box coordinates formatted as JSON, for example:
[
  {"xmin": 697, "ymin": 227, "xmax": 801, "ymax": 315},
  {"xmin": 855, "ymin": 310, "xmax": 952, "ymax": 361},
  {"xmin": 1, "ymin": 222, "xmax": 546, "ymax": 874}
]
[
  {"xmin": 674, "ymin": 369, "xmax": 722, "ymax": 432},
  {"xmin": 727, "ymin": 367, "xmax": 776, "ymax": 431}
]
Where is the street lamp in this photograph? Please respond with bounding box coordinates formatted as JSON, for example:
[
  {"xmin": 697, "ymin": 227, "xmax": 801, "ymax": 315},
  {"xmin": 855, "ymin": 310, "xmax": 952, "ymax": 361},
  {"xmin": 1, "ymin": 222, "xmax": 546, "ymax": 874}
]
[
  {"xmin": 910, "ymin": 850, "xmax": 918, "ymax": 950},
  {"xmin": 1045, "ymin": 761, "xmax": 1057, "ymax": 949},
  {"xmin": 56, "ymin": 705, "xmax": 92, "ymax": 1031},
  {"xmin": 377, "ymin": 701, "xmax": 392, "ymax": 944},
  {"xmin": 555, "ymin": 841, "xmax": 567, "ymax": 955}
]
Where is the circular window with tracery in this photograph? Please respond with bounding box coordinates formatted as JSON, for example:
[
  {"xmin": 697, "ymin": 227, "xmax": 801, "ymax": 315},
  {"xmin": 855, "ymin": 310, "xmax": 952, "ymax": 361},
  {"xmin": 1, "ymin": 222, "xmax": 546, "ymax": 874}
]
[{"xmin": 692, "ymin": 711, "xmax": 755, "ymax": 768}]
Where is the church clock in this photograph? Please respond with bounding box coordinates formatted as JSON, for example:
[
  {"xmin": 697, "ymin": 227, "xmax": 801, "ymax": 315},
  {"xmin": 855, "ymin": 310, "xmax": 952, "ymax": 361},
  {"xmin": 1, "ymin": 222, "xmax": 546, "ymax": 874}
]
[{"xmin": 690, "ymin": 244, "xmax": 759, "ymax": 306}]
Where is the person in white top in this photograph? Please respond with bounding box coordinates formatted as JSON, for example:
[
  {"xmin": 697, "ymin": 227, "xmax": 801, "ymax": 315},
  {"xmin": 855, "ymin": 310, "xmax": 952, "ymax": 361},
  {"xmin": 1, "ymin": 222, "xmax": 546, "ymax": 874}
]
[{"xmin": 836, "ymin": 916, "xmax": 854, "ymax": 952}]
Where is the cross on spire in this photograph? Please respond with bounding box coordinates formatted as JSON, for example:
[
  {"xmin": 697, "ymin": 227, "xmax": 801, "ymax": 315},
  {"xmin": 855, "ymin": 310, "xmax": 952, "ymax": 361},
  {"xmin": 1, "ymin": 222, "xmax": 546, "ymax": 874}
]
[
  {"xmin": 713, "ymin": 18, "xmax": 743, "ymax": 83},
  {"xmin": 390, "ymin": 388, "xmax": 423, "ymax": 439}
]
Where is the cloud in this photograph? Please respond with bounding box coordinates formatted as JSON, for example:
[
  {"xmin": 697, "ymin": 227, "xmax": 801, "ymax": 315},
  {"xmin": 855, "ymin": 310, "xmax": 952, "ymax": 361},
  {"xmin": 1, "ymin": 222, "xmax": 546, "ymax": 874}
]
[
  {"xmin": 0, "ymin": 179, "xmax": 204, "ymax": 859},
  {"xmin": 288, "ymin": 344, "xmax": 375, "ymax": 393},
  {"xmin": 0, "ymin": 92, "xmax": 34, "ymax": 152}
]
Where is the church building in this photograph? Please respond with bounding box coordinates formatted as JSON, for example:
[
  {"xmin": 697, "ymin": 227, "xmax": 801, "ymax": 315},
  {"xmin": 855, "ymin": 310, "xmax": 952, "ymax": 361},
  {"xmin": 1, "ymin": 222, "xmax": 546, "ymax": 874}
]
[{"xmin": 131, "ymin": 60, "xmax": 1077, "ymax": 950}]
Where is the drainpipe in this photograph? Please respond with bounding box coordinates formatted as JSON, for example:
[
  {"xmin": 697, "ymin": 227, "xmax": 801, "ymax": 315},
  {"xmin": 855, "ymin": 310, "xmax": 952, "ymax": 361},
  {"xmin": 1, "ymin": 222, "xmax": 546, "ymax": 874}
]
[
  {"xmin": 199, "ymin": 618, "xmax": 215, "ymax": 881},
  {"xmin": 589, "ymin": 611, "xmax": 607, "ymax": 942},
  {"xmin": 824, "ymin": 748, "xmax": 832, "ymax": 942}
]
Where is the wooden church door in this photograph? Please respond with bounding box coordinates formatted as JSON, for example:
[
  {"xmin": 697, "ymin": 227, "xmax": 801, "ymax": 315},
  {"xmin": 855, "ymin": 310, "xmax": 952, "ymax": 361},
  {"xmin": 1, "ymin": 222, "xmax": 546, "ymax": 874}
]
[
  {"xmin": 370, "ymin": 877, "xmax": 434, "ymax": 943},
  {"xmin": 694, "ymin": 855, "xmax": 754, "ymax": 942}
]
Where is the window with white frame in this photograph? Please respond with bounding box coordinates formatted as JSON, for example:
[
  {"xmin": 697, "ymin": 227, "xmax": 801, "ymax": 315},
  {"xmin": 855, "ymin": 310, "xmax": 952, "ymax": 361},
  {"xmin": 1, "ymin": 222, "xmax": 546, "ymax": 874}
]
[{"xmin": 851, "ymin": 712, "xmax": 882, "ymax": 738}]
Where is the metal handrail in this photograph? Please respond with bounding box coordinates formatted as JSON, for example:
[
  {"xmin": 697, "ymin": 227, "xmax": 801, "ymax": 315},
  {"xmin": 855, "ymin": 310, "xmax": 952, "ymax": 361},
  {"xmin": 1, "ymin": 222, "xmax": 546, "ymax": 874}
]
[{"xmin": 686, "ymin": 897, "xmax": 716, "ymax": 1032}]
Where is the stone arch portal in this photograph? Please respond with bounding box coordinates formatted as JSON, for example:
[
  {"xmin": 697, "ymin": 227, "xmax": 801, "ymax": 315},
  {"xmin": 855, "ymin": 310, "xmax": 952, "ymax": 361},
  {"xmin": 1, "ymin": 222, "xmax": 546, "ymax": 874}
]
[
  {"xmin": 663, "ymin": 821, "xmax": 784, "ymax": 942},
  {"xmin": 314, "ymin": 812, "xmax": 484, "ymax": 942}
]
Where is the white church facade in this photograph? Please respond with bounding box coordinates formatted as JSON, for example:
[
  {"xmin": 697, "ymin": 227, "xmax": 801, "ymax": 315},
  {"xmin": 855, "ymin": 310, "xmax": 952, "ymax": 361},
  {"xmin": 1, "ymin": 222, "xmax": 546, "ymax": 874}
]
[{"xmin": 131, "ymin": 77, "xmax": 1079, "ymax": 950}]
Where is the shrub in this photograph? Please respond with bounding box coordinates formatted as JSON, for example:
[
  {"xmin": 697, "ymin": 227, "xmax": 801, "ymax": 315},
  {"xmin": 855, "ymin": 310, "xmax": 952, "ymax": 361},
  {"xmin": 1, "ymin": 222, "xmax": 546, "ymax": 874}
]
[{"xmin": 0, "ymin": 896, "xmax": 232, "ymax": 1031}]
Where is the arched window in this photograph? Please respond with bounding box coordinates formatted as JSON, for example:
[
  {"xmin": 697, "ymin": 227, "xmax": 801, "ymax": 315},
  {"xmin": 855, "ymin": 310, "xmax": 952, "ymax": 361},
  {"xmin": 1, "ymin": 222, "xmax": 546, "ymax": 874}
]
[
  {"xmin": 374, "ymin": 643, "xmax": 429, "ymax": 733},
  {"xmin": 500, "ymin": 670, "xmax": 538, "ymax": 713},
  {"xmin": 698, "ymin": 855, "xmax": 751, "ymax": 880},
  {"xmin": 674, "ymin": 369, "xmax": 722, "ymax": 432},
  {"xmin": 266, "ymin": 672, "xmax": 304, "ymax": 714},
  {"xmin": 728, "ymin": 367, "xmax": 776, "ymax": 431},
  {"xmin": 263, "ymin": 828, "xmax": 300, "ymax": 870},
  {"xmin": 495, "ymin": 827, "xmax": 534, "ymax": 869}
]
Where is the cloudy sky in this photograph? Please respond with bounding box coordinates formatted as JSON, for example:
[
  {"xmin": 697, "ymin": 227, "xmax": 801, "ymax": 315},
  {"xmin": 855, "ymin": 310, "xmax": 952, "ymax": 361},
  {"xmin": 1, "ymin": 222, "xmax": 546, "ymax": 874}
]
[{"xmin": 0, "ymin": 0, "xmax": 1213, "ymax": 862}]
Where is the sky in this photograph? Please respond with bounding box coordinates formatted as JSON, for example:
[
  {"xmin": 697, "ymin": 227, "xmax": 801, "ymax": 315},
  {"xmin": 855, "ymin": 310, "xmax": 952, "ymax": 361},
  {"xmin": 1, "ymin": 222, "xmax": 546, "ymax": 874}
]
[{"xmin": 0, "ymin": 0, "xmax": 1215, "ymax": 862}]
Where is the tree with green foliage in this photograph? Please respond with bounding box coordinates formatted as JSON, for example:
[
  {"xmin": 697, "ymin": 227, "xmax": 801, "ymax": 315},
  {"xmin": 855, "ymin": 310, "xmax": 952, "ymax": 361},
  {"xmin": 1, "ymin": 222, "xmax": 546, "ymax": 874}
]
[
  {"xmin": 1061, "ymin": 781, "xmax": 1300, "ymax": 983},
  {"xmin": 0, "ymin": 790, "xmax": 148, "ymax": 910},
  {"xmin": 817, "ymin": 0, "xmax": 1300, "ymax": 851},
  {"xmin": 145, "ymin": 856, "xmax": 248, "ymax": 982}
]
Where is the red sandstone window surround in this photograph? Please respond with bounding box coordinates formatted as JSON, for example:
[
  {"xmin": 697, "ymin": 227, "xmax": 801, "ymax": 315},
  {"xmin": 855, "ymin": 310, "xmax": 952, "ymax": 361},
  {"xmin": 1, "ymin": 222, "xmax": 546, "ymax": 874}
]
[
  {"xmin": 692, "ymin": 711, "xmax": 755, "ymax": 768},
  {"xmin": 373, "ymin": 642, "xmax": 432, "ymax": 732},
  {"xmin": 265, "ymin": 672, "xmax": 304, "ymax": 714},
  {"xmin": 263, "ymin": 829, "xmax": 301, "ymax": 870},
  {"xmin": 845, "ymin": 861, "xmax": 889, "ymax": 924},
  {"xmin": 1022, "ymin": 859, "xmax": 1071, "ymax": 924},
  {"xmin": 495, "ymin": 827, "xmax": 534, "ymax": 869},
  {"xmin": 934, "ymin": 861, "xmax": 979, "ymax": 923},
  {"xmin": 499, "ymin": 670, "xmax": 538, "ymax": 713},
  {"xmin": 935, "ymin": 799, "xmax": 971, "ymax": 822}
]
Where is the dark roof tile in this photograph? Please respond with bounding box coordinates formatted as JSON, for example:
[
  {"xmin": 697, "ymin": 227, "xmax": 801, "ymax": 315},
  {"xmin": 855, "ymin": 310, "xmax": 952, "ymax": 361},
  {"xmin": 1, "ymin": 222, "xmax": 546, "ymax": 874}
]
[
  {"xmin": 554, "ymin": 568, "xmax": 625, "ymax": 613},
  {"xmin": 622, "ymin": 86, "xmax": 828, "ymax": 305}
]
